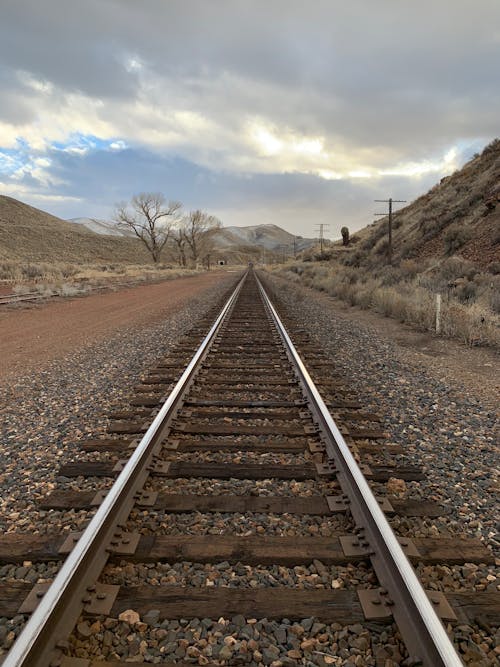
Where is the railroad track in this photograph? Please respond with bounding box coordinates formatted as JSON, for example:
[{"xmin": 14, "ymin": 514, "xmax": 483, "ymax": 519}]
[
  {"xmin": 0, "ymin": 278, "xmax": 176, "ymax": 307},
  {"xmin": 0, "ymin": 293, "xmax": 49, "ymax": 306},
  {"xmin": 0, "ymin": 270, "xmax": 498, "ymax": 666}
]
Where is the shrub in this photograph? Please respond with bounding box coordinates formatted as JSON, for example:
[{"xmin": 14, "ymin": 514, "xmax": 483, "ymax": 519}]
[
  {"xmin": 371, "ymin": 288, "xmax": 407, "ymax": 321},
  {"xmin": 376, "ymin": 266, "xmax": 400, "ymax": 286},
  {"xmin": 342, "ymin": 249, "xmax": 366, "ymax": 267},
  {"xmin": 341, "ymin": 226, "xmax": 350, "ymax": 246},
  {"xmin": 375, "ymin": 239, "xmax": 389, "ymax": 256},
  {"xmin": 22, "ymin": 264, "xmax": 45, "ymax": 279},
  {"xmin": 399, "ymin": 259, "xmax": 420, "ymax": 280},
  {"xmin": 455, "ymin": 281, "xmax": 477, "ymax": 303},
  {"xmin": 488, "ymin": 289, "xmax": 500, "ymax": 314},
  {"xmin": 482, "ymin": 138, "xmax": 500, "ymax": 155},
  {"xmin": 61, "ymin": 264, "xmax": 79, "ymax": 278},
  {"xmin": 361, "ymin": 236, "xmax": 377, "ymax": 252},
  {"xmin": 0, "ymin": 261, "xmax": 20, "ymax": 281},
  {"xmin": 436, "ymin": 257, "xmax": 477, "ymax": 282},
  {"xmin": 399, "ymin": 241, "xmax": 416, "ymax": 259},
  {"xmin": 443, "ymin": 224, "xmax": 472, "ymax": 254}
]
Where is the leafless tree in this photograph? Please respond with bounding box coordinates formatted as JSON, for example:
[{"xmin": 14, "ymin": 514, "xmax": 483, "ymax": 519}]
[
  {"xmin": 171, "ymin": 229, "xmax": 188, "ymax": 267},
  {"xmin": 182, "ymin": 210, "xmax": 222, "ymax": 263},
  {"xmin": 115, "ymin": 193, "xmax": 182, "ymax": 264}
]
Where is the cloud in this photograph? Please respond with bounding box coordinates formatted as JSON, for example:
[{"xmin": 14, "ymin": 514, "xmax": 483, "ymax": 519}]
[{"xmin": 0, "ymin": 1, "xmax": 498, "ymax": 233}]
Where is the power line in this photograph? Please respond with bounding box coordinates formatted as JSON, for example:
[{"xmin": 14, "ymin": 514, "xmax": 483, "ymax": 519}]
[
  {"xmin": 314, "ymin": 223, "xmax": 330, "ymax": 256},
  {"xmin": 374, "ymin": 198, "xmax": 406, "ymax": 264}
]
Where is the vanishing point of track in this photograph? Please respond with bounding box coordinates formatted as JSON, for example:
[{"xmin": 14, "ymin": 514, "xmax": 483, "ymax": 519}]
[{"xmin": 1, "ymin": 270, "xmax": 498, "ymax": 666}]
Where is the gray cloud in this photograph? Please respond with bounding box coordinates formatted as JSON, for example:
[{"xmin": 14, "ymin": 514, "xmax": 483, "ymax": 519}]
[{"xmin": 0, "ymin": 0, "xmax": 498, "ymax": 234}]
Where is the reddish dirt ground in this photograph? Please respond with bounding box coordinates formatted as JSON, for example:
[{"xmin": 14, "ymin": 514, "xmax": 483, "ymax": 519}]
[{"xmin": 0, "ymin": 271, "xmax": 235, "ymax": 378}]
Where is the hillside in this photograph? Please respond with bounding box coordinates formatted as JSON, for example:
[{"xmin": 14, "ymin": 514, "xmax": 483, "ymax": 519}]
[
  {"xmin": 343, "ymin": 138, "xmax": 500, "ymax": 271},
  {"xmin": 0, "ymin": 196, "xmax": 151, "ymax": 264},
  {"xmin": 278, "ymin": 139, "xmax": 500, "ymax": 348},
  {"xmin": 69, "ymin": 217, "xmax": 136, "ymax": 238}
]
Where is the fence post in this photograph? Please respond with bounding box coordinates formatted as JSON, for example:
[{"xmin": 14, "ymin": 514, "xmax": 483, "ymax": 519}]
[{"xmin": 436, "ymin": 293, "xmax": 442, "ymax": 334}]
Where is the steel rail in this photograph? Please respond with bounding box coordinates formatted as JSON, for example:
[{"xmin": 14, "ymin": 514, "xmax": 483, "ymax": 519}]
[
  {"xmin": 255, "ymin": 273, "xmax": 463, "ymax": 667},
  {"xmin": 4, "ymin": 271, "xmax": 247, "ymax": 667},
  {"xmin": 0, "ymin": 294, "xmax": 47, "ymax": 305}
]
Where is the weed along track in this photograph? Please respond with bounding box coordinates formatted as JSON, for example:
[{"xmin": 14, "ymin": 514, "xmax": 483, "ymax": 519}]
[{"xmin": 0, "ymin": 270, "xmax": 498, "ymax": 666}]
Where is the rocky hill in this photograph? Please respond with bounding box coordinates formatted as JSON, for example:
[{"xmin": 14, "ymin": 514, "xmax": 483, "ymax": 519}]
[
  {"xmin": 0, "ymin": 196, "xmax": 150, "ymax": 263},
  {"xmin": 69, "ymin": 217, "xmax": 136, "ymax": 238},
  {"xmin": 282, "ymin": 139, "xmax": 499, "ymax": 349},
  {"xmin": 343, "ymin": 138, "xmax": 500, "ymax": 271}
]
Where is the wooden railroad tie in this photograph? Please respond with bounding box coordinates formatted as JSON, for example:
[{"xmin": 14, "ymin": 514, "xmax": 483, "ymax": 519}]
[
  {"xmin": 57, "ymin": 460, "xmax": 424, "ymax": 481},
  {"xmin": 0, "ymin": 533, "xmax": 494, "ymax": 567},
  {"xmin": 0, "ymin": 583, "xmax": 498, "ymax": 628},
  {"xmin": 40, "ymin": 491, "xmax": 447, "ymax": 517}
]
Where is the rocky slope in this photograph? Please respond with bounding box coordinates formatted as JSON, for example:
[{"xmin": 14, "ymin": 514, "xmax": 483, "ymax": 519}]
[
  {"xmin": 343, "ymin": 138, "xmax": 500, "ymax": 271},
  {"xmin": 0, "ymin": 196, "xmax": 149, "ymax": 264}
]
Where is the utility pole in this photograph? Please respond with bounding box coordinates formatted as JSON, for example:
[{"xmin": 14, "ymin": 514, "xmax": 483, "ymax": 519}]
[
  {"xmin": 314, "ymin": 223, "xmax": 330, "ymax": 257},
  {"xmin": 374, "ymin": 197, "xmax": 406, "ymax": 264},
  {"xmin": 293, "ymin": 236, "xmax": 297, "ymax": 259}
]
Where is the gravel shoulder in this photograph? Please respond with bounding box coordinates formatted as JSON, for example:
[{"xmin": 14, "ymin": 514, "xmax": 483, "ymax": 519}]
[
  {"xmin": 281, "ymin": 282, "xmax": 499, "ymax": 412},
  {"xmin": 263, "ymin": 273, "xmax": 499, "ymax": 551},
  {"xmin": 0, "ymin": 271, "xmax": 239, "ymax": 538}
]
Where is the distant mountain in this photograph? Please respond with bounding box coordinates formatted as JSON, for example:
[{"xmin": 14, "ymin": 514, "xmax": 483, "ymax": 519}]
[
  {"xmin": 69, "ymin": 217, "xmax": 136, "ymax": 238},
  {"xmin": 212, "ymin": 224, "xmax": 316, "ymax": 252},
  {"xmin": 68, "ymin": 218, "xmax": 316, "ymax": 254}
]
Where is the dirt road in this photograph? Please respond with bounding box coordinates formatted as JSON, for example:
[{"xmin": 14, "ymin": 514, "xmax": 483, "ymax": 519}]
[{"xmin": 0, "ymin": 272, "xmax": 235, "ymax": 378}]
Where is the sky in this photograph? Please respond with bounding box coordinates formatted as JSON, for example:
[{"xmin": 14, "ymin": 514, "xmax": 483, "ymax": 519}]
[{"xmin": 0, "ymin": 1, "xmax": 499, "ymax": 239}]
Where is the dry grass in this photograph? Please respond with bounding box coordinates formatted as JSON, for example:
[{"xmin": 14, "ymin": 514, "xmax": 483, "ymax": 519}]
[
  {"xmin": 0, "ymin": 260, "xmax": 206, "ymax": 296},
  {"xmin": 272, "ymin": 261, "xmax": 500, "ymax": 349}
]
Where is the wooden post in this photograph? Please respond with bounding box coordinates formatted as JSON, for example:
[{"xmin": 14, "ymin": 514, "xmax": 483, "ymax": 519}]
[
  {"xmin": 436, "ymin": 293, "xmax": 442, "ymax": 334},
  {"xmin": 388, "ymin": 198, "xmax": 393, "ymax": 264},
  {"xmin": 374, "ymin": 198, "xmax": 406, "ymax": 264}
]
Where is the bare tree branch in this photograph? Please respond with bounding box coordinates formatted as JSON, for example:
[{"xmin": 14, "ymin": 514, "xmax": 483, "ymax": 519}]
[
  {"xmin": 114, "ymin": 193, "xmax": 182, "ymax": 263},
  {"xmin": 182, "ymin": 209, "xmax": 222, "ymax": 263}
]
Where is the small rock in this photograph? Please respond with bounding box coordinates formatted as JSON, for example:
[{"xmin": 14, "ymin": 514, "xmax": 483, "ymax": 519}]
[
  {"xmin": 387, "ymin": 477, "xmax": 407, "ymax": 495},
  {"xmin": 76, "ymin": 621, "xmax": 92, "ymax": 639},
  {"xmin": 287, "ymin": 649, "xmax": 302, "ymax": 659},
  {"xmin": 118, "ymin": 609, "xmax": 141, "ymax": 625},
  {"xmin": 219, "ymin": 645, "xmax": 233, "ymax": 660},
  {"xmin": 143, "ymin": 609, "xmax": 161, "ymax": 625}
]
